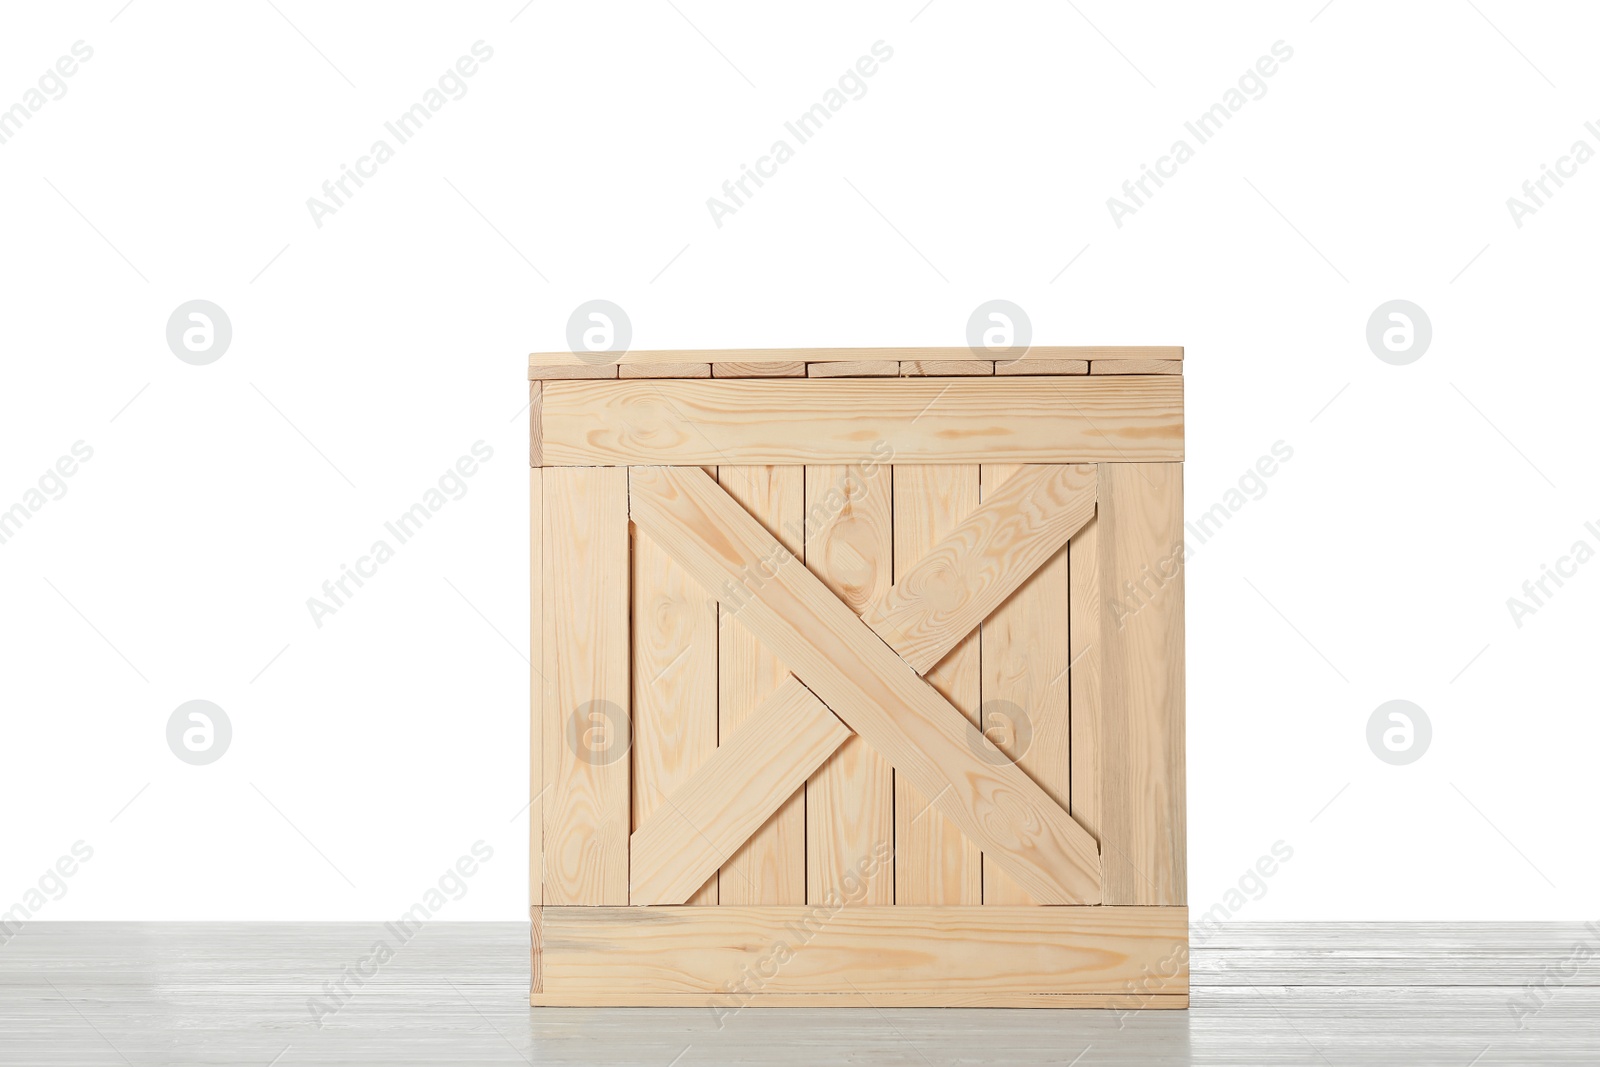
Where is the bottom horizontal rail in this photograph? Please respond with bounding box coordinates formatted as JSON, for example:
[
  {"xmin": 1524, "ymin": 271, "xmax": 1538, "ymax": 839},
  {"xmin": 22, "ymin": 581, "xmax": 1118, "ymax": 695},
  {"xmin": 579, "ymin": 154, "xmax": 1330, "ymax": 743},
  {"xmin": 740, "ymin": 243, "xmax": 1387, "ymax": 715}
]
[
  {"xmin": 533, "ymin": 905, "xmax": 1188, "ymax": 1005},
  {"xmin": 529, "ymin": 991, "xmax": 1189, "ymax": 1008}
]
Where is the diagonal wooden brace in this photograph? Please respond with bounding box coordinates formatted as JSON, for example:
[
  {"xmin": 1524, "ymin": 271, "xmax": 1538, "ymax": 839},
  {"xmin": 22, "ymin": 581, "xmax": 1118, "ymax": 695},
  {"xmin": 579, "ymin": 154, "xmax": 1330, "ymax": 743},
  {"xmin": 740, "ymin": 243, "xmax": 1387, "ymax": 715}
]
[
  {"xmin": 628, "ymin": 465, "xmax": 1101, "ymax": 906},
  {"xmin": 862, "ymin": 464, "xmax": 1096, "ymax": 672}
]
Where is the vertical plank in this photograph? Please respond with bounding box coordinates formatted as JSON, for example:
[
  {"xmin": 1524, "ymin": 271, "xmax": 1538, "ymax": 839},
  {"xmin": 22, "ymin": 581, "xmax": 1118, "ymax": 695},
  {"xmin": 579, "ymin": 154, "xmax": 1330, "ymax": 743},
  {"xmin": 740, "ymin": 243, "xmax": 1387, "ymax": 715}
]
[
  {"xmin": 805, "ymin": 463, "xmax": 895, "ymax": 905},
  {"xmin": 716, "ymin": 466, "xmax": 806, "ymax": 905},
  {"xmin": 530, "ymin": 468, "xmax": 543, "ymax": 908},
  {"xmin": 541, "ymin": 466, "xmax": 630, "ymax": 905},
  {"xmin": 1069, "ymin": 505, "xmax": 1102, "ymax": 845},
  {"xmin": 631, "ymin": 510, "xmax": 718, "ymax": 904},
  {"xmin": 1098, "ymin": 463, "xmax": 1186, "ymax": 905},
  {"xmin": 892, "ymin": 465, "xmax": 981, "ymax": 905},
  {"xmin": 979, "ymin": 464, "xmax": 1072, "ymax": 905},
  {"xmin": 530, "ymin": 905, "xmax": 542, "ymax": 995},
  {"xmin": 529, "ymin": 380, "xmax": 543, "ymax": 467}
]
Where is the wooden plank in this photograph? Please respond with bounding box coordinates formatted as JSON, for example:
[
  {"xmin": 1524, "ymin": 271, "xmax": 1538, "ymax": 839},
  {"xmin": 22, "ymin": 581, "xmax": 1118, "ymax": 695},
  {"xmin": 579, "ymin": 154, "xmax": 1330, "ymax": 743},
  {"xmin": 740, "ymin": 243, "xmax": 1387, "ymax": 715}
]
[
  {"xmin": 530, "ymin": 346, "xmax": 1182, "ymax": 372},
  {"xmin": 996, "ymin": 358, "xmax": 1087, "ymax": 375},
  {"xmin": 863, "ymin": 464, "xmax": 1095, "ymax": 675},
  {"xmin": 540, "ymin": 467, "xmax": 630, "ymax": 905},
  {"xmin": 715, "ymin": 466, "xmax": 806, "ymax": 905},
  {"xmin": 530, "ymin": 392, "xmax": 547, "ymax": 469},
  {"xmin": 540, "ymin": 906, "xmax": 1186, "ymax": 996},
  {"xmin": 629, "ymin": 678, "xmax": 852, "ymax": 905},
  {"xmin": 1069, "ymin": 503, "xmax": 1103, "ymax": 845},
  {"xmin": 541, "ymin": 377, "xmax": 1184, "ymax": 466},
  {"xmin": 804, "ymin": 462, "xmax": 896, "ymax": 906},
  {"xmin": 620, "ymin": 362, "xmax": 710, "ymax": 378},
  {"xmin": 806, "ymin": 360, "xmax": 898, "ymax": 377},
  {"xmin": 1091, "ymin": 359, "xmax": 1182, "ymax": 375},
  {"xmin": 532, "ymin": 992, "xmax": 1189, "ymax": 1008},
  {"xmin": 629, "ymin": 466, "xmax": 1101, "ymax": 904},
  {"xmin": 530, "ymin": 470, "xmax": 543, "ymax": 908},
  {"xmin": 527, "ymin": 363, "xmax": 618, "ymax": 379},
  {"xmin": 712, "ymin": 361, "xmax": 806, "ymax": 377},
  {"xmin": 978, "ymin": 464, "xmax": 1073, "ymax": 905},
  {"xmin": 900, "ymin": 360, "xmax": 992, "ymax": 376},
  {"xmin": 892, "ymin": 464, "xmax": 982, "ymax": 906},
  {"xmin": 532, "ymin": 908, "xmax": 546, "ymax": 1000},
  {"xmin": 629, "ymin": 484, "xmax": 719, "ymax": 905},
  {"xmin": 1098, "ymin": 463, "xmax": 1186, "ymax": 905}
]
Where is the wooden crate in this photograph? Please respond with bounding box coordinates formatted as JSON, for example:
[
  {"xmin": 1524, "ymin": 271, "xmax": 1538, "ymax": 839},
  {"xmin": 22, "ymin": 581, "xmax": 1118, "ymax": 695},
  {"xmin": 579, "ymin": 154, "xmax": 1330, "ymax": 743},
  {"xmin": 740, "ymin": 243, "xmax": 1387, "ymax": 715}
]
[{"xmin": 528, "ymin": 348, "xmax": 1187, "ymax": 1009}]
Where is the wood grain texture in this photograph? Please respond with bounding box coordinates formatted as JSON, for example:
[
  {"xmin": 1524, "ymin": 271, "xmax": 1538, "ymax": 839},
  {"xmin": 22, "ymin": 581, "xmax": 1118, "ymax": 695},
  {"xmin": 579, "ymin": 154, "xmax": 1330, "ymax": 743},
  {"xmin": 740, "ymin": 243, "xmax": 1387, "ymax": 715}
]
[
  {"xmin": 1098, "ymin": 463, "xmax": 1186, "ymax": 905},
  {"xmin": 1069, "ymin": 503, "xmax": 1104, "ymax": 847},
  {"xmin": 539, "ymin": 377, "xmax": 1184, "ymax": 466},
  {"xmin": 863, "ymin": 464, "xmax": 1095, "ymax": 674},
  {"xmin": 620, "ymin": 362, "xmax": 711, "ymax": 378},
  {"xmin": 529, "ymin": 470, "xmax": 543, "ymax": 907},
  {"xmin": 900, "ymin": 360, "xmax": 993, "ymax": 376},
  {"xmin": 530, "ymin": 346, "xmax": 1182, "ymax": 372},
  {"xmin": 528, "ymin": 381, "xmax": 542, "ymax": 467},
  {"xmin": 629, "ymin": 465, "xmax": 1101, "ymax": 904},
  {"xmin": 804, "ymin": 463, "xmax": 895, "ymax": 907},
  {"xmin": 1091, "ymin": 359, "xmax": 1183, "ymax": 375},
  {"xmin": 996, "ymin": 358, "xmax": 1088, "ymax": 375},
  {"xmin": 806, "ymin": 360, "xmax": 898, "ymax": 377},
  {"xmin": 892, "ymin": 464, "xmax": 982, "ymax": 906},
  {"xmin": 712, "ymin": 361, "xmax": 806, "ymax": 377},
  {"xmin": 527, "ymin": 363, "xmax": 619, "ymax": 379},
  {"xmin": 629, "ymin": 678, "xmax": 852, "ymax": 906},
  {"xmin": 530, "ymin": 906, "xmax": 542, "ymax": 994},
  {"xmin": 540, "ymin": 906, "xmax": 1187, "ymax": 996},
  {"xmin": 716, "ymin": 465, "xmax": 807, "ymax": 905},
  {"xmin": 629, "ymin": 485, "xmax": 719, "ymax": 905},
  {"xmin": 540, "ymin": 467, "xmax": 629, "ymax": 905},
  {"xmin": 978, "ymin": 464, "xmax": 1073, "ymax": 906}
]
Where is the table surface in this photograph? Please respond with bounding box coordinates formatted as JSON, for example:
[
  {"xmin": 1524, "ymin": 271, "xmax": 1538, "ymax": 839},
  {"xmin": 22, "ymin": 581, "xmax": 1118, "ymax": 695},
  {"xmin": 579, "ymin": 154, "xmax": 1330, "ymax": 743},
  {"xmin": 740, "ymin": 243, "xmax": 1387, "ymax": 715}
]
[{"xmin": 2, "ymin": 921, "xmax": 1596, "ymax": 1065}]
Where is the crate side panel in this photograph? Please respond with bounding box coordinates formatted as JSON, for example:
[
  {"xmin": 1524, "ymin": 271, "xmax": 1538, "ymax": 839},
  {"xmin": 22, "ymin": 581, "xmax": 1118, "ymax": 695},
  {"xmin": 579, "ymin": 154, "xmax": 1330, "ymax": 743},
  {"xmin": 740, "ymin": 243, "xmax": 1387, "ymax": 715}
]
[
  {"xmin": 631, "ymin": 503, "xmax": 718, "ymax": 904},
  {"xmin": 804, "ymin": 463, "xmax": 895, "ymax": 906},
  {"xmin": 716, "ymin": 466, "xmax": 807, "ymax": 905},
  {"xmin": 892, "ymin": 464, "xmax": 982, "ymax": 906},
  {"xmin": 541, "ymin": 466, "xmax": 630, "ymax": 905},
  {"xmin": 979, "ymin": 464, "xmax": 1073, "ymax": 905},
  {"xmin": 1098, "ymin": 463, "xmax": 1186, "ymax": 905}
]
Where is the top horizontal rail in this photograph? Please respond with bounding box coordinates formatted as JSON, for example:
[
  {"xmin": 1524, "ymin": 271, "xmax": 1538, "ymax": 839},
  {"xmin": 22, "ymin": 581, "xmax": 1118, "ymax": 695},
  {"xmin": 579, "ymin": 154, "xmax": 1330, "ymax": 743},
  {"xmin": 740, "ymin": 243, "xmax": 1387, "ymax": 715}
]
[
  {"xmin": 529, "ymin": 346, "xmax": 1181, "ymax": 376},
  {"xmin": 538, "ymin": 376, "xmax": 1183, "ymax": 465}
]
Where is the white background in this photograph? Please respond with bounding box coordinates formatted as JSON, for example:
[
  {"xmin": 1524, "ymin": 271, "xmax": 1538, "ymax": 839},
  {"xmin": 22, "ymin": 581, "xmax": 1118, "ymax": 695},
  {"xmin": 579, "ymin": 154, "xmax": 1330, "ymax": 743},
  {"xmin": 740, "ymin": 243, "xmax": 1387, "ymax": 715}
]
[{"xmin": 2, "ymin": 0, "xmax": 1595, "ymax": 922}]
